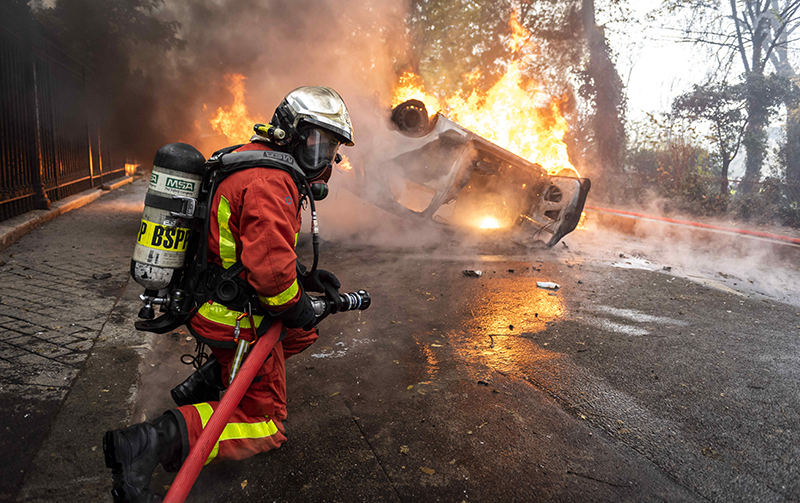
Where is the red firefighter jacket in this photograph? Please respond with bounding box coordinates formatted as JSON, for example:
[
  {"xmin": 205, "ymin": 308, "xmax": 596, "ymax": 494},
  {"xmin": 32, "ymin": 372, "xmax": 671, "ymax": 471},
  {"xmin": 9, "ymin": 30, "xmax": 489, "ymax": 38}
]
[{"xmin": 189, "ymin": 142, "xmax": 302, "ymax": 346}]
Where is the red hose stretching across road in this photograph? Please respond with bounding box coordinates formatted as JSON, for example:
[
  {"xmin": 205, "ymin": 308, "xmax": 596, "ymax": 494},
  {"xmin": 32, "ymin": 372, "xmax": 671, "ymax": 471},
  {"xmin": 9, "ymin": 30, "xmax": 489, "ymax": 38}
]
[
  {"xmin": 163, "ymin": 320, "xmax": 284, "ymax": 503},
  {"xmin": 585, "ymin": 205, "xmax": 800, "ymax": 246}
]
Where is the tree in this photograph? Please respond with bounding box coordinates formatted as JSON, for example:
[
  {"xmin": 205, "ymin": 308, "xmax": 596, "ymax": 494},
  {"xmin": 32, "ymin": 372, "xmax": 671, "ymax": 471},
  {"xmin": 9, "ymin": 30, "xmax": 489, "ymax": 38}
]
[
  {"xmin": 405, "ymin": 0, "xmax": 628, "ymax": 174},
  {"xmin": 655, "ymin": 0, "xmax": 800, "ymax": 183},
  {"xmin": 672, "ymin": 83, "xmax": 747, "ymax": 194}
]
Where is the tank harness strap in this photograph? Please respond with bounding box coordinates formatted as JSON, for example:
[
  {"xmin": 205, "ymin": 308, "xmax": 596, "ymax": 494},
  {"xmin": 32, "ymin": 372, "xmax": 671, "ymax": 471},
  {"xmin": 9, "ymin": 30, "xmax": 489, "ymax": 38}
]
[{"xmin": 144, "ymin": 193, "xmax": 196, "ymax": 217}]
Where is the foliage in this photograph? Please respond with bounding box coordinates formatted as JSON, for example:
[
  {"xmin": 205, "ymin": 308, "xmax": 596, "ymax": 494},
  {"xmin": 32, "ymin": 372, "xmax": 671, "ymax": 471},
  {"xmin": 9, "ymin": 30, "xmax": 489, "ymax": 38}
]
[
  {"xmin": 406, "ymin": 0, "xmax": 628, "ymax": 175},
  {"xmin": 651, "ymin": 0, "xmax": 800, "ymax": 183}
]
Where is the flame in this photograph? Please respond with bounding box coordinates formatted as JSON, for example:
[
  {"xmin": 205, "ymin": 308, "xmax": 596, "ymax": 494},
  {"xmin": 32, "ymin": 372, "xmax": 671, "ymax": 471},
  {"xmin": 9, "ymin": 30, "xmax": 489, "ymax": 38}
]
[
  {"xmin": 124, "ymin": 163, "xmax": 138, "ymax": 176},
  {"xmin": 337, "ymin": 154, "xmax": 354, "ymax": 173},
  {"xmin": 577, "ymin": 211, "xmax": 587, "ymax": 230},
  {"xmin": 479, "ymin": 216, "xmax": 502, "ymax": 229},
  {"xmin": 390, "ymin": 12, "xmax": 576, "ymax": 176},
  {"xmin": 207, "ymin": 74, "xmax": 265, "ymax": 144},
  {"xmin": 391, "ymin": 71, "xmax": 441, "ymax": 117}
]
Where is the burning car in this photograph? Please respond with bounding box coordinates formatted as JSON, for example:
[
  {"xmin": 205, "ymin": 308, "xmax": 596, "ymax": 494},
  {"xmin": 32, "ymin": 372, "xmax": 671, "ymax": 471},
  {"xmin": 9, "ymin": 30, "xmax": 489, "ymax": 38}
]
[{"xmin": 342, "ymin": 99, "xmax": 590, "ymax": 247}]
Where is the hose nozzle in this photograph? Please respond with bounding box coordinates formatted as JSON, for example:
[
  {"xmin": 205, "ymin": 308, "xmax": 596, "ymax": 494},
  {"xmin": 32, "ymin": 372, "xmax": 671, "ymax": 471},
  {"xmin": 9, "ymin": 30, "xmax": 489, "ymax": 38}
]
[{"xmin": 310, "ymin": 290, "xmax": 371, "ymax": 318}]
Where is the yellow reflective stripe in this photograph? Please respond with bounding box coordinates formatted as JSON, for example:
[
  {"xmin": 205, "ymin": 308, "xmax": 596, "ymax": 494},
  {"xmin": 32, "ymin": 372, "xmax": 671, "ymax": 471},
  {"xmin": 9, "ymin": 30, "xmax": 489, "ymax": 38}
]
[
  {"xmin": 294, "ymin": 232, "xmax": 298, "ymax": 248},
  {"xmin": 192, "ymin": 403, "xmax": 279, "ymax": 466},
  {"xmin": 197, "ymin": 302, "xmax": 264, "ymax": 328},
  {"xmin": 219, "ymin": 419, "xmax": 279, "ymax": 442},
  {"xmin": 218, "ymin": 196, "xmax": 236, "ymax": 269},
  {"xmin": 258, "ymin": 279, "xmax": 299, "ymax": 307},
  {"xmin": 193, "ymin": 403, "xmax": 219, "ymax": 465}
]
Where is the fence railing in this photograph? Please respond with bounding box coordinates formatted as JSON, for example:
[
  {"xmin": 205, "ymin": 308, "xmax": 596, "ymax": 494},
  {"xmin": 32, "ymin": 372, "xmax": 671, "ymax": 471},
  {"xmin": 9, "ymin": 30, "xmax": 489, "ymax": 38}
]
[{"xmin": 0, "ymin": 5, "xmax": 124, "ymax": 223}]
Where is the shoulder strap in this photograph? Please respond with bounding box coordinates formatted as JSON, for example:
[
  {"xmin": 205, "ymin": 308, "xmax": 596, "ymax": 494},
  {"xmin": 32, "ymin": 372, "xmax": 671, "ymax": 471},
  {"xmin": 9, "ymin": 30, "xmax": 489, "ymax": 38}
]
[{"xmin": 218, "ymin": 149, "xmax": 306, "ymax": 183}]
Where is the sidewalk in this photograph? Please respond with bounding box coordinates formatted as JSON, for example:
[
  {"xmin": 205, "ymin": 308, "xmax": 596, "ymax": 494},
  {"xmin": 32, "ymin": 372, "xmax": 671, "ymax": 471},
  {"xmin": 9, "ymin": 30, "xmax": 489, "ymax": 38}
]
[
  {"xmin": 0, "ymin": 178, "xmax": 142, "ymax": 502},
  {"xmin": 0, "ymin": 176, "xmax": 134, "ymax": 252}
]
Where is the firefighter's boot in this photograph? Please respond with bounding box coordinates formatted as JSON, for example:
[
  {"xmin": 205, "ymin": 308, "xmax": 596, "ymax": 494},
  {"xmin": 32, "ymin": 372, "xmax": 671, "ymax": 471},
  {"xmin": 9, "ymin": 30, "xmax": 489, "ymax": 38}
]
[
  {"xmin": 103, "ymin": 413, "xmax": 182, "ymax": 503},
  {"xmin": 170, "ymin": 355, "xmax": 225, "ymax": 406}
]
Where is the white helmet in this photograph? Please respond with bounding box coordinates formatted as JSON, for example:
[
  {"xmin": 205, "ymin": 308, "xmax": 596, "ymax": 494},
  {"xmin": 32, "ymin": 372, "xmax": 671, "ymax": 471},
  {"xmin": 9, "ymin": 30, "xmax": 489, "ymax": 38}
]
[{"xmin": 272, "ymin": 86, "xmax": 354, "ymax": 179}]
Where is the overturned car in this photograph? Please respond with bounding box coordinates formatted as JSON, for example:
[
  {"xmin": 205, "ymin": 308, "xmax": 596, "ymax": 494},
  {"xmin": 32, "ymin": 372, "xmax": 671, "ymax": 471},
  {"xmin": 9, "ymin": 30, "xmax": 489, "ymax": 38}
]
[{"xmin": 343, "ymin": 100, "xmax": 590, "ymax": 247}]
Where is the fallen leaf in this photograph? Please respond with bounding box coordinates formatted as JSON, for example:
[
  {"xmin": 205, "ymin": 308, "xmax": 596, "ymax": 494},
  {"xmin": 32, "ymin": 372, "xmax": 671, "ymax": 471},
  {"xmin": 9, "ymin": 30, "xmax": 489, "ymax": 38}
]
[
  {"xmin": 420, "ymin": 467, "xmax": 435, "ymax": 475},
  {"xmin": 407, "ymin": 385, "xmax": 414, "ymax": 390},
  {"xmin": 431, "ymin": 344, "xmax": 443, "ymax": 348},
  {"xmin": 329, "ymin": 392, "xmax": 340, "ymax": 398},
  {"xmin": 400, "ymin": 445, "xmax": 409, "ymax": 455},
  {"xmin": 241, "ymin": 480, "xmax": 248, "ymax": 489}
]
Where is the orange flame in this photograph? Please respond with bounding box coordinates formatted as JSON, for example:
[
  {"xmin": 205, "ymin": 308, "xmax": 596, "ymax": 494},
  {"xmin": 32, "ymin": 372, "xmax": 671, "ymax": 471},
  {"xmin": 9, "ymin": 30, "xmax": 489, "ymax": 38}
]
[
  {"xmin": 391, "ymin": 12, "xmax": 575, "ymax": 176},
  {"xmin": 479, "ymin": 216, "xmax": 502, "ymax": 229},
  {"xmin": 391, "ymin": 71, "xmax": 441, "ymax": 117},
  {"xmin": 337, "ymin": 154, "xmax": 354, "ymax": 173},
  {"xmin": 124, "ymin": 163, "xmax": 138, "ymax": 176},
  {"xmin": 207, "ymin": 74, "xmax": 265, "ymax": 144}
]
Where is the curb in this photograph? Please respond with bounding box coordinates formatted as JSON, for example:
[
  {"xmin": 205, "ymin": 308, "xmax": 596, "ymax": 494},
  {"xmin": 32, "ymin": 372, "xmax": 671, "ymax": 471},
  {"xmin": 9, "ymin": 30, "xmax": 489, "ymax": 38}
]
[{"xmin": 0, "ymin": 176, "xmax": 134, "ymax": 252}]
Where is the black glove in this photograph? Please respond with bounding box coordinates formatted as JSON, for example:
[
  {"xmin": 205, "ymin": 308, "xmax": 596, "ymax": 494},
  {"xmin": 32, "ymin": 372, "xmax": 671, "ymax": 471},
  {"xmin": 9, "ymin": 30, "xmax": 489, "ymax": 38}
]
[
  {"xmin": 299, "ymin": 268, "xmax": 340, "ymax": 293},
  {"xmin": 276, "ymin": 292, "xmax": 316, "ymax": 329}
]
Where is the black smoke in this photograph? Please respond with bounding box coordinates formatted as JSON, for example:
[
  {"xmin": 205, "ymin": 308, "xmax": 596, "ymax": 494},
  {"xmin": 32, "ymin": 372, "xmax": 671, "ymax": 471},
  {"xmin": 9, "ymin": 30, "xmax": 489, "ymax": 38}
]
[{"xmin": 31, "ymin": 0, "xmax": 410, "ymax": 161}]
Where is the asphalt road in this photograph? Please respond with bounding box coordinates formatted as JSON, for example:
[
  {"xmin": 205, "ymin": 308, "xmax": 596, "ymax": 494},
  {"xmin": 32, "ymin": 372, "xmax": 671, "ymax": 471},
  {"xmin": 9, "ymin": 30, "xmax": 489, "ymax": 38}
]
[{"xmin": 4, "ymin": 178, "xmax": 800, "ymax": 502}]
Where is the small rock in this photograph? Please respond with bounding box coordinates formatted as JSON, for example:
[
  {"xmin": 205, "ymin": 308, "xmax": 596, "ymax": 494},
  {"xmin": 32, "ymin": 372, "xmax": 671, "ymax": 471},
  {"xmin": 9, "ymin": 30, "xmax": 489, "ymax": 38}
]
[{"xmin": 92, "ymin": 273, "xmax": 112, "ymax": 280}]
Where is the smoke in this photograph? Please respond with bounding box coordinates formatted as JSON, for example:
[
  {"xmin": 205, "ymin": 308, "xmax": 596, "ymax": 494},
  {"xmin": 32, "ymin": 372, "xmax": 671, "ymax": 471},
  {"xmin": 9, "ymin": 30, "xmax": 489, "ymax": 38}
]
[
  {"xmin": 574, "ymin": 211, "xmax": 800, "ymax": 308},
  {"xmin": 32, "ymin": 0, "xmax": 409, "ymax": 160}
]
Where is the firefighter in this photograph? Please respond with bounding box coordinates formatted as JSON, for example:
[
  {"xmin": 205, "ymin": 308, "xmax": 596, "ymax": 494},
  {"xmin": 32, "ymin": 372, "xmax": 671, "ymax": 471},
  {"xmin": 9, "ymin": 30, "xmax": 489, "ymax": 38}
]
[{"xmin": 103, "ymin": 86, "xmax": 354, "ymax": 503}]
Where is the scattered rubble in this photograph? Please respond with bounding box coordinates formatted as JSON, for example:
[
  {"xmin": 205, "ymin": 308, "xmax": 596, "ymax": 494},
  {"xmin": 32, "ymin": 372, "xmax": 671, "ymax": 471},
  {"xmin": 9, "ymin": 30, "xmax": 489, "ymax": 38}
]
[{"xmin": 463, "ymin": 270, "xmax": 483, "ymax": 277}]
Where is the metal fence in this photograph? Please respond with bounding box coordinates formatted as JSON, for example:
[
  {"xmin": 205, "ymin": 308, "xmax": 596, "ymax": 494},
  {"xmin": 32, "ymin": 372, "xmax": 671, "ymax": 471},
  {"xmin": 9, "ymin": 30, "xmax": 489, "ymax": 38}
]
[{"xmin": 0, "ymin": 5, "xmax": 124, "ymax": 222}]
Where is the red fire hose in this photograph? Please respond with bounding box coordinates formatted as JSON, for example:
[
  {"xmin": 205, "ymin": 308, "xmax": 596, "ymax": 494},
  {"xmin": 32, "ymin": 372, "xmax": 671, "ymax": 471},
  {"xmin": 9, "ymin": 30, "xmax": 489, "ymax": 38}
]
[
  {"xmin": 163, "ymin": 320, "xmax": 284, "ymax": 503},
  {"xmin": 586, "ymin": 205, "xmax": 800, "ymax": 245}
]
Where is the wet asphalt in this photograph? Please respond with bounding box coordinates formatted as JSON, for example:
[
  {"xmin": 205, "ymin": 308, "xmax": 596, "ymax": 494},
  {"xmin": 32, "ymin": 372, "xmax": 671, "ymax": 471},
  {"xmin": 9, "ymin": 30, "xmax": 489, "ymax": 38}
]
[{"xmin": 4, "ymin": 178, "xmax": 800, "ymax": 502}]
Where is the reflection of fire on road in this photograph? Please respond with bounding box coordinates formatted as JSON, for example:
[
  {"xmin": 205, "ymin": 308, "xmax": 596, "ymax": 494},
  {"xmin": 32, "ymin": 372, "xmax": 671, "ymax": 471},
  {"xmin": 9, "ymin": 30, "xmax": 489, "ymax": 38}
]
[{"xmin": 455, "ymin": 277, "xmax": 566, "ymax": 377}]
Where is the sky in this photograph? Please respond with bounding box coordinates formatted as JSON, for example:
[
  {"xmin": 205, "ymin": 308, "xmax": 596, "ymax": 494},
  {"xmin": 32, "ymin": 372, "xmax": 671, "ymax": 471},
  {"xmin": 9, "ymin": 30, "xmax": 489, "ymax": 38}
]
[{"xmin": 602, "ymin": 2, "xmax": 713, "ymax": 122}]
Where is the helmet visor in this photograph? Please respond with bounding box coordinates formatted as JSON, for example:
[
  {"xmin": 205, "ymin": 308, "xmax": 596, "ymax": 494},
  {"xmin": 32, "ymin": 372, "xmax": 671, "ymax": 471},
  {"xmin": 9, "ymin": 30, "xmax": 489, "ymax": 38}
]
[{"xmin": 300, "ymin": 128, "xmax": 340, "ymax": 170}]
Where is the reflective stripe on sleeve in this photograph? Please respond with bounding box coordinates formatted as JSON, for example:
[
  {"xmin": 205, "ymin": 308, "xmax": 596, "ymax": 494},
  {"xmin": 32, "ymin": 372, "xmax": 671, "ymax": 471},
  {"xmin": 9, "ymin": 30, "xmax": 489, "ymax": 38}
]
[
  {"xmin": 192, "ymin": 403, "xmax": 280, "ymax": 465},
  {"xmin": 218, "ymin": 196, "xmax": 237, "ymax": 269},
  {"xmin": 197, "ymin": 302, "xmax": 264, "ymax": 328},
  {"xmin": 258, "ymin": 278, "xmax": 299, "ymax": 307}
]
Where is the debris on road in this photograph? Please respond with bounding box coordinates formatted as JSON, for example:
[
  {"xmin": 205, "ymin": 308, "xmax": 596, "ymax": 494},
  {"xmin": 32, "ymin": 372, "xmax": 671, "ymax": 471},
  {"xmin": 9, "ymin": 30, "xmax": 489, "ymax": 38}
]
[
  {"xmin": 536, "ymin": 281, "xmax": 561, "ymax": 290},
  {"xmin": 463, "ymin": 270, "xmax": 483, "ymax": 277},
  {"xmin": 92, "ymin": 272, "xmax": 112, "ymax": 280}
]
